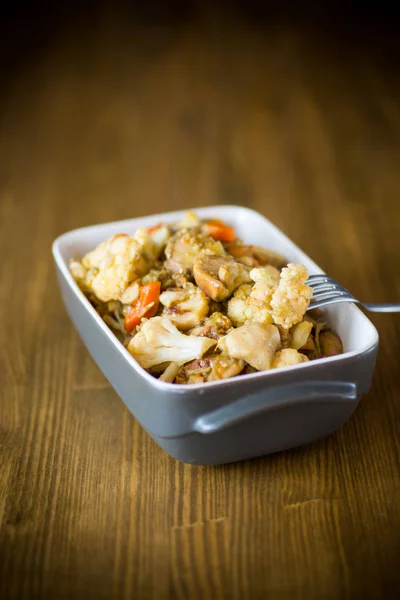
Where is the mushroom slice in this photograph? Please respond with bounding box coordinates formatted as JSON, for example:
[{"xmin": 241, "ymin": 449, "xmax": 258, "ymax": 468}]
[
  {"xmin": 319, "ymin": 330, "xmax": 343, "ymax": 357},
  {"xmin": 193, "ymin": 255, "xmax": 251, "ymax": 302}
]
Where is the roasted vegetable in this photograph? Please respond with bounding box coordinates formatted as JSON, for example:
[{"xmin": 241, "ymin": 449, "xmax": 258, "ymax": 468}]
[
  {"xmin": 190, "ymin": 312, "xmax": 233, "ymax": 340},
  {"xmin": 227, "ymin": 267, "xmax": 277, "ymax": 327},
  {"xmin": 71, "ymin": 210, "xmax": 344, "ymax": 384},
  {"xmin": 141, "ymin": 266, "xmax": 175, "ymax": 290},
  {"xmin": 164, "ymin": 230, "xmax": 225, "ymax": 275},
  {"xmin": 124, "ymin": 282, "xmax": 161, "ymax": 333},
  {"xmin": 73, "ymin": 234, "xmax": 149, "ymax": 302},
  {"xmin": 177, "ymin": 210, "xmax": 200, "ymax": 229},
  {"xmin": 290, "ymin": 321, "xmax": 313, "ymax": 350},
  {"xmin": 133, "ymin": 225, "xmax": 170, "ymax": 263},
  {"xmin": 127, "ymin": 317, "xmax": 216, "ymax": 370},
  {"xmin": 270, "ymin": 264, "xmax": 313, "ymax": 329},
  {"xmin": 159, "ymin": 362, "xmax": 181, "ymax": 383},
  {"xmin": 193, "ymin": 254, "xmax": 251, "ymax": 302},
  {"xmin": 218, "ymin": 322, "xmax": 281, "ymax": 371},
  {"xmin": 159, "ymin": 284, "xmax": 209, "ymax": 331},
  {"xmin": 70, "ymin": 225, "xmax": 169, "ymax": 303},
  {"xmin": 175, "ymin": 354, "xmax": 245, "ymax": 384},
  {"xmin": 272, "ymin": 349, "xmax": 309, "ymax": 368},
  {"xmin": 202, "ymin": 219, "xmax": 236, "ymax": 242},
  {"xmin": 319, "ymin": 330, "xmax": 343, "ymax": 357}
]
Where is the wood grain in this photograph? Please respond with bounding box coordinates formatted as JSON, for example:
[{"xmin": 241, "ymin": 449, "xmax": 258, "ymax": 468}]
[{"xmin": 1, "ymin": 2, "xmax": 400, "ymax": 598}]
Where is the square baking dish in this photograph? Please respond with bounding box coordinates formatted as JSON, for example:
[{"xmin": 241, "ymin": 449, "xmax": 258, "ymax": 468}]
[{"xmin": 52, "ymin": 206, "xmax": 379, "ymax": 465}]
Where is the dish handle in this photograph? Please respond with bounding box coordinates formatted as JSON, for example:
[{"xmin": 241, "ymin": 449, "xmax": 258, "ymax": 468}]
[{"xmin": 193, "ymin": 381, "xmax": 357, "ymax": 434}]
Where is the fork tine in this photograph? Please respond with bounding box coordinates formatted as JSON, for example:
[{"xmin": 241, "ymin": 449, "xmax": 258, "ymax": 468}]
[
  {"xmin": 311, "ymin": 290, "xmax": 349, "ymax": 301},
  {"xmin": 311, "ymin": 284, "xmax": 348, "ymax": 296},
  {"xmin": 307, "ymin": 273, "xmax": 355, "ymax": 310},
  {"xmin": 308, "ymin": 274, "xmax": 349, "ymax": 295},
  {"xmin": 306, "ymin": 274, "xmax": 356, "ymax": 309},
  {"xmin": 306, "ymin": 274, "xmax": 335, "ymax": 283},
  {"xmin": 309, "ymin": 296, "xmax": 356, "ymax": 309},
  {"xmin": 310, "ymin": 283, "xmax": 339, "ymax": 293}
]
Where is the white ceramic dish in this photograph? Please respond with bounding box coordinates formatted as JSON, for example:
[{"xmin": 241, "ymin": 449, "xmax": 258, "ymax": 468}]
[{"xmin": 52, "ymin": 206, "xmax": 379, "ymax": 465}]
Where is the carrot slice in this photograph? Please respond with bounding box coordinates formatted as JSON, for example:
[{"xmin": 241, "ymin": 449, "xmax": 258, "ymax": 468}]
[
  {"xmin": 204, "ymin": 220, "xmax": 236, "ymax": 242},
  {"xmin": 124, "ymin": 281, "xmax": 161, "ymax": 333}
]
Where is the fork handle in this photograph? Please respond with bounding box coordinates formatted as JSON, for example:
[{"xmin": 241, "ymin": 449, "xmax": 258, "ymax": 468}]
[{"xmin": 362, "ymin": 302, "xmax": 400, "ymax": 313}]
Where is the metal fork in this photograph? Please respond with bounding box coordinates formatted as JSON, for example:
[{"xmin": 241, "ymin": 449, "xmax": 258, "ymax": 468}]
[{"xmin": 306, "ymin": 274, "xmax": 400, "ymax": 313}]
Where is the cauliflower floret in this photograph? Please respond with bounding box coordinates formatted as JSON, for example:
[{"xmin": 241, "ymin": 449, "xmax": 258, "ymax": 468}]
[
  {"xmin": 127, "ymin": 317, "xmax": 216, "ymax": 370},
  {"xmin": 249, "ymin": 266, "xmax": 276, "ymax": 303},
  {"xmin": 227, "ymin": 284, "xmax": 253, "ymax": 327},
  {"xmin": 118, "ymin": 280, "xmax": 140, "ymax": 305},
  {"xmin": 271, "ymin": 348, "xmax": 309, "ymax": 369},
  {"xmin": 159, "ymin": 283, "xmax": 209, "ymax": 330},
  {"xmin": 70, "ymin": 259, "xmax": 87, "ymax": 282},
  {"xmin": 260, "ymin": 264, "xmax": 281, "ymax": 281},
  {"xmin": 190, "ymin": 312, "xmax": 233, "ymax": 340},
  {"xmin": 150, "ymin": 224, "xmax": 170, "ymax": 248},
  {"xmin": 80, "ymin": 234, "xmax": 149, "ymax": 302},
  {"xmin": 227, "ymin": 267, "xmax": 276, "ymax": 327},
  {"xmin": 133, "ymin": 225, "xmax": 170, "ymax": 263},
  {"xmin": 227, "ymin": 264, "xmax": 312, "ymax": 330},
  {"xmin": 70, "ymin": 259, "xmax": 98, "ymax": 294},
  {"xmin": 270, "ymin": 264, "xmax": 312, "ymax": 329},
  {"xmin": 75, "ymin": 226, "xmax": 170, "ymax": 304},
  {"xmin": 218, "ymin": 322, "xmax": 281, "ymax": 371}
]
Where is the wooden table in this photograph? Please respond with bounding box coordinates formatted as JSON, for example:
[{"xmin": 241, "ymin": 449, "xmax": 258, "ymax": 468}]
[{"xmin": 1, "ymin": 3, "xmax": 400, "ymax": 599}]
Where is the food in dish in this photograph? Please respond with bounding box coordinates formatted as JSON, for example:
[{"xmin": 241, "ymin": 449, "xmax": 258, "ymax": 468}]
[{"xmin": 69, "ymin": 211, "xmax": 343, "ymax": 384}]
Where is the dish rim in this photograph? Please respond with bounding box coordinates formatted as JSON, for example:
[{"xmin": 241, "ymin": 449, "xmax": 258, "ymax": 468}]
[{"xmin": 52, "ymin": 204, "xmax": 380, "ymax": 393}]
